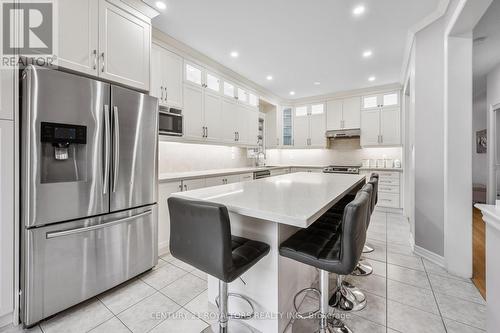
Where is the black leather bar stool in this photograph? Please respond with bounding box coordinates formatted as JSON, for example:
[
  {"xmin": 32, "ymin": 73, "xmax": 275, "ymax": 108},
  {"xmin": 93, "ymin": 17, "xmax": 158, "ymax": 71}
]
[
  {"xmin": 168, "ymin": 197, "xmax": 270, "ymax": 333},
  {"xmin": 362, "ymin": 174, "xmax": 379, "ymax": 254},
  {"xmin": 279, "ymin": 190, "xmax": 371, "ymax": 333}
]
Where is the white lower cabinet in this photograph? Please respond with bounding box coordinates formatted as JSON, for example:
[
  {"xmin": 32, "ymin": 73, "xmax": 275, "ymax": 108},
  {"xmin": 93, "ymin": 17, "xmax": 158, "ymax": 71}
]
[
  {"xmin": 0, "ymin": 120, "xmax": 14, "ymax": 320},
  {"xmin": 182, "ymin": 178, "xmax": 206, "ymax": 191},
  {"xmin": 239, "ymin": 173, "xmax": 254, "ymax": 182},
  {"xmin": 363, "ymin": 170, "xmax": 402, "ymax": 209},
  {"xmin": 291, "ymin": 167, "xmax": 322, "ymax": 173},
  {"xmin": 270, "ymin": 168, "xmax": 289, "ymax": 177}
]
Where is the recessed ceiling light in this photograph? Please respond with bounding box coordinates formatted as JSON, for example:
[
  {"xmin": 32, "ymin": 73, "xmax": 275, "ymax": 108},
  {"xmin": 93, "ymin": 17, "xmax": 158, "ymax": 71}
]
[
  {"xmin": 155, "ymin": 1, "xmax": 166, "ymax": 10},
  {"xmin": 368, "ymin": 76, "xmax": 376, "ymax": 82},
  {"xmin": 352, "ymin": 5, "xmax": 366, "ymax": 16},
  {"xmin": 289, "ymin": 91, "xmax": 296, "ymax": 96},
  {"xmin": 362, "ymin": 50, "xmax": 373, "ymax": 58},
  {"xmin": 230, "ymin": 51, "xmax": 239, "ymax": 58},
  {"xmin": 314, "ymin": 82, "xmax": 321, "ymax": 85},
  {"xmin": 266, "ymin": 75, "xmax": 273, "ymax": 81}
]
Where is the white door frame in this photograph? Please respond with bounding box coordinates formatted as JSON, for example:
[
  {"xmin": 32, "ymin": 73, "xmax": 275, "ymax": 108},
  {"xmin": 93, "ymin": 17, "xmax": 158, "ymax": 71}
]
[{"xmin": 444, "ymin": 0, "xmax": 492, "ymax": 277}]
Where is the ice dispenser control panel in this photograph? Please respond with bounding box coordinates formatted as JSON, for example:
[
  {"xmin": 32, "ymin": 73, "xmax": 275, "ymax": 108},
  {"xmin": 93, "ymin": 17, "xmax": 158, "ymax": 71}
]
[{"xmin": 41, "ymin": 122, "xmax": 86, "ymax": 160}]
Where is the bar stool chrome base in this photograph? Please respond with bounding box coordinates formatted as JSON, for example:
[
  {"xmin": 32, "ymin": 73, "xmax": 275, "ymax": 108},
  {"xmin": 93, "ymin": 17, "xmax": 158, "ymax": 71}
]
[
  {"xmin": 329, "ymin": 276, "xmax": 367, "ymax": 312},
  {"xmin": 215, "ymin": 280, "xmax": 256, "ymax": 332},
  {"xmin": 205, "ymin": 321, "xmax": 255, "ymax": 333},
  {"xmin": 351, "ymin": 259, "xmax": 373, "ymax": 276},
  {"xmin": 363, "ymin": 244, "xmax": 374, "ymax": 254},
  {"xmin": 291, "ymin": 316, "xmax": 353, "ymax": 333}
]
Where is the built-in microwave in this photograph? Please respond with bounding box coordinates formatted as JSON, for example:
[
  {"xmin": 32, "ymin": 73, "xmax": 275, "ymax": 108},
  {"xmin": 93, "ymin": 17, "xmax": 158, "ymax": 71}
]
[{"xmin": 159, "ymin": 108, "xmax": 183, "ymax": 136}]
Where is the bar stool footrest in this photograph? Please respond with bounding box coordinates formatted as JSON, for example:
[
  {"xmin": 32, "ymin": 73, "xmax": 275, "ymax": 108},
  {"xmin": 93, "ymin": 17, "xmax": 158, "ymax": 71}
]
[{"xmin": 215, "ymin": 293, "xmax": 256, "ymax": 320}]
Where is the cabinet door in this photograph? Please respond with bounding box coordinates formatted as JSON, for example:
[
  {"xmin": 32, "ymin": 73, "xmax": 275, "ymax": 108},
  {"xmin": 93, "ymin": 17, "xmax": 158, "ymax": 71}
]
[
  {"xmin": 221, "ymin": 98, "xmax": 238, "ymax": 143},
  {"xmin": 342, "ymin": 97, "xmax": 361, "ymax": 129},
  {"xmin": 57, "ymin": 0, "xmax": 98, "ymax": 76},
  {"xmin": 163, "ymin": 49, "xmax": 183, "ymax": 108},
  {"xmin": 237, "ymin": 104, "xmax": 249, "ymax": 144},
  {"xmin": 99, "ymin": 0, "xmax": 151, "ymax": 91},
  {"xmin": 380, "ymin": 107, "xmax": 400, "ymax": 145},
  {"xmin": 246, "ymin": 108, "xmax": 259, "ymax": 146},
  {"xmin": 205, "ymin": 176, "xmax": 225, "ymax": 187},
  {"xmin": 293, "ymin": 106, "xmax": 309, "ymax": 147},
  {"xmin": 326, "ymin": 99, "xmax": 343, "ymax": 130},
  {"xmin": 203, "ymin": 89, "xmax": 222, "ymax": 142},
  {"xmin": 150, "ymin": 44, "xmax": 164, "ymax": 104},
  {"xmin": 0, "ymin": 120, "xmax": 13, "ymax": 318},
  {"xmin": 309, "ymin": 114, "xmax": 326, "ymax": 147},
  {"xmin": 360, "ymin": 110, "xmax": 380, "ymax": 146},
  {"xmin": 282, "ymin": 107, "xmax": 293, "ymax": 146},
  {"xmin": 362, "ymin": 95, "xmax": 380, "ymax": 110},
  {"xmin": 182, "ymin": 179, "xmax": 206, "ymax": 191},
  {"xmin": 239, "ymin": 173, "xmax": 254, "ymax": 182},
  {"xmin": 183, "ymin": 83, "xmax": 204, "ymax": 140},
  {"xmin": 158, "ymin": 181, "xmax": 182, "ymax": 253},
  {"xmin": 225, "ymin": 175, "xmax": 240, "ymax": 184}
]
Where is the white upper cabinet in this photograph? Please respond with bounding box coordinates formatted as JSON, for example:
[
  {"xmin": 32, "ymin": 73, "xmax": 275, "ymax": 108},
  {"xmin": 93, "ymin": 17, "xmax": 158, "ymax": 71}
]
[
  {"xmin": 360, "ymin": 109, "xmax": 380, "ymax": 146},
  {"xmin": 151, "ymin": 44, "xmax": 183, "ymax": 108},
  {"xmin": 362, "ymin": 91, "xmax": 400, "ymax": 109},
  {"xmin": 221, "ymin": 98, "xmax": 238, "ymax": 143},
  {"xmin": 237, "ymin": 88, "xmax": 248, "ymax": 104},
  {"xmin": 99, "ymin": 0, "xmax": 151, "ymax": 91},
  {"xmin": 380, "ymin": 107, "xmax": 400, "ymax": 145},
  {"xmin": 223, "ymin": 81, "xmax": 236, "ymax": 98},
  {"xmin": 203, "ymin": 87, "xmax": 222, "ymax": 142},
  {"xmin": 342, "ymin": 97, "xmax": 361, "ymax": 129},
  {"xmin": 293, "ymin": 104, "xmax": 326, "ymax": 148},
  {"xmin": 56, "ymin": 0, "xmax": 98, "ymax": 76},
  {"xmin": 248, "ymin": 93, "xmax": 259, "ymax": 107},
  {"xmin": 206, "ymin": 73, "xmax": 221, "ymax": 92},
  {"xmin": 183, "ymin": 83, "xmax": 204, "ymax": 140},
  {"xmin": 56, "ymin": 0, "xmax": 151, "ymax": 91},
  {"xmin": 185, "ymin": 63, "xmax": 203, "ymax": 86},
  {"xmin": 326, "ymin": 97, "xmax": 360, "ymax": 130}
]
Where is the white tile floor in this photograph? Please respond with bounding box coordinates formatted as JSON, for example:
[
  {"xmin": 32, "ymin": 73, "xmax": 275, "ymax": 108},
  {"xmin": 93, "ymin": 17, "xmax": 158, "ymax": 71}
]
[{"xmin": 0, "ymin": 211, "xmax": 486, "ymax": 333}]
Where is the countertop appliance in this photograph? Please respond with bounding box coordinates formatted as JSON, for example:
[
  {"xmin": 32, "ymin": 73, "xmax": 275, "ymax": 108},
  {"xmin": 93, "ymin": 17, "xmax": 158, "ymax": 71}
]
[
  {"xmin": 254, "ymin": 169, "xmax": 271, "ymax": 179},
  {"xmin": 20, "ymin": 66, "xmax": 159, "ymax": 326},
  {"xmin": 159, "ymin": 107, "xmax": 183, "ymax": 136},
  {"xmin": 323, "ymin": 165, "xmax": 361, "ymax": 174}
]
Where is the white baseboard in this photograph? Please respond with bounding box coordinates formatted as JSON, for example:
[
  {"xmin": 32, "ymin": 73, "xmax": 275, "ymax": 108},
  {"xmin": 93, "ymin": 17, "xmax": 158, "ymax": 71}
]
[
  {"xmin": 414, "ymin": 245, "xmax": 446, "ymax": 268},
  {"xmin": 0, "ymin": 312, "xmax": 13, "ymax": 329},
  {"xmin": 158, "ymin": 241, "xmax": 169, "ymax": 257},
  {"xmin": 409, "ymin": 231, "xmax": 415, "ymax": 250}
]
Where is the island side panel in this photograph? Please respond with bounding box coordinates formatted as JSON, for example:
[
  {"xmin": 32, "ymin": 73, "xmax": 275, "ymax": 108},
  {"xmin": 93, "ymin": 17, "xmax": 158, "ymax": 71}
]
[{"xmin": 207, "ymin": 213, "xmax": 280, "ymax": 333}]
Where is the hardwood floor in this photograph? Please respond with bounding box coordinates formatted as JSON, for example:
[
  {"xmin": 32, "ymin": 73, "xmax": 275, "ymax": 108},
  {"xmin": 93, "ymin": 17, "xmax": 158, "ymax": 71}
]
[{"xmin": 473, "ymin": 207, "xmax": 486, "ymax": 299}]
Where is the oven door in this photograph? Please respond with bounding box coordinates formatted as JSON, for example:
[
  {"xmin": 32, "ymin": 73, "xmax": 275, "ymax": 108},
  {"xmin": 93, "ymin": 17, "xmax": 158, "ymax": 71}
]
[{"xmin": 159, "ymin": 111, "xmax": 183, "ymax": 136}]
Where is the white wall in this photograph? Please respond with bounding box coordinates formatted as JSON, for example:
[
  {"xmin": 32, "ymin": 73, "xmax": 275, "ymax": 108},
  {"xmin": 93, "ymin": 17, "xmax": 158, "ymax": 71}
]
[
  {"xmin": 266, "ymin": 139, "xmax": 402, "ymax": 166},
  {"xmin": 412, "ymin": 18, "xmax": 447, "ymax": 257},
  {"xmin": 487, "ymin": 63, "xmax": 500, "ymax": 203},
  {"xmin": 472, "ymin": 88, "xmax": 488, "ymax": 186},
  {"xmin": 158, "ymin": 141, "xmax": 252, "ymax": 174}
]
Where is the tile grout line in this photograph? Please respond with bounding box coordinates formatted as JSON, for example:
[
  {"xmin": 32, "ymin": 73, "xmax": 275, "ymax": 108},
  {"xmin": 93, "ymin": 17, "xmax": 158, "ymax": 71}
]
[
  {"xmin": 420, "ymin": 256, "xmax": 448, "ymax": 333},
  {"xmin": 92, "ymin": 299, "xmax": 133, "ymax": 333}
]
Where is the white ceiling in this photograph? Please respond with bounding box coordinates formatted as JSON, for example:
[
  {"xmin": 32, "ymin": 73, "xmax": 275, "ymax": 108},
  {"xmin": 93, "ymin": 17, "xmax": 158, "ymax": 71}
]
[
  {"xmin": 148, "ymin": 0, "xmax": 441, "ymax": 99},
  {"xmin": 473, "ymin": 0, "xmax": 500, "ymax": 95}
]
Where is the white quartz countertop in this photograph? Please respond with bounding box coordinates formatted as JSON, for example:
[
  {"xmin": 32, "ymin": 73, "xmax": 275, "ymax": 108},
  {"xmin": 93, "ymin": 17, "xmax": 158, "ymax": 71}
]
[
  {"xmin": 360, "ymin": 167, "xmax": 403, "ymax": 172},
  {"xmin": 158, "ymin": 165, "xmax": 325, "ymax": 182},
  {"xmin": 171, "ymin": 172, "xmax": 365, "ymax": 228},
  {"xmin": 475, "ymin": 204, "xmax": 500, "ymax": 232}
]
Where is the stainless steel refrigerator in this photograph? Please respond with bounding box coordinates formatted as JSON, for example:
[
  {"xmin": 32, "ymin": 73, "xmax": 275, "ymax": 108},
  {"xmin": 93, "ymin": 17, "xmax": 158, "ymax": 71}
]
[{"xmin": 20, "ymin": 66, "xmax": 158, "ymax": 326}]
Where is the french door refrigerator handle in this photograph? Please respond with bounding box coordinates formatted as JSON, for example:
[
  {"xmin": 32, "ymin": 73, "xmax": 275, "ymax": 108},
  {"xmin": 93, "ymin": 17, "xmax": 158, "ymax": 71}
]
[
  {"xmin": 112, "ymin": 106, "xmax": 120, "ymax": 193},
  {"xmin": 46, "ymin": 210, "xmax": 152, "ymax": 239},
  {"xmin": 103, "ymin": 105, "xmax": 111, "ymax": 194}
]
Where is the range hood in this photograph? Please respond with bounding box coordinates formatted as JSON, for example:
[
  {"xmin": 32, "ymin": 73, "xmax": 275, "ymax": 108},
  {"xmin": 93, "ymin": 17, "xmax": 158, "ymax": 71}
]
[{"xmin": 325, "ymin": 128, "xmax": 361, "ymax": 138}]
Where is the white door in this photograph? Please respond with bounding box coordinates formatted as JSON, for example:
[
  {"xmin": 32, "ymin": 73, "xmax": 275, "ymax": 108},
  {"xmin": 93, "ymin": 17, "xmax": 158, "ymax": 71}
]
[
  {"xmin": 0, "ymin": 120, "xmax": 14, "ymax": 318},
  {"xmin": 183, "ymin": 83, "xmax": 204, "ymax": 140},
  {"xmin": 56, "ymin": 0, "xmax": 98, "ymax": 76},
  {"xmin": 380, "ymin": 107, "xmax": 401, "ymax": 145},
  {"xmin": 342, "ymin": 96, "xmax": 361, "ymax": 129},
  {"xmin": 360, "ymin": 110, "xmax": 380, "ymax": 146},
  {"xmin": 182, "ymin": 179, "xmax": 206, "ymax": 191},
  {"xmin": 326, "ymin": 99, "xmax": 343, "ymax": 130},
  {"xmin": 309, "ymin": 105, "xmax": 326, "ymax": 147},
  {"xmin": 293, "ymin": 106, "xmax": 309, "ymax": 147},
  {"xmin": 203, "ymin": 89, "xmax": 222, "ymax": 142},
  {"xmin": 221, "ymin": 98, "xmax": 238, "ymax": 143},
  {"xmin": 150, "ymin": 44, "xmax": 163, "ymax": 104},
  {"xmin": 99, "ymin": 0, "xmax": 151, "ymax": 91},
  {"xmin": 163, "ymin": 49, "xmax": 183, "ymax": 108},
  {"xmin": 158, "ymin": 181, "xmax": 182, "ymax": 252}
]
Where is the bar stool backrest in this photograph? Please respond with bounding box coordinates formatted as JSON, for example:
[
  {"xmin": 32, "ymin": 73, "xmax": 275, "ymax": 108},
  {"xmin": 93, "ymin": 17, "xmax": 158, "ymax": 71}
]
[
  {"xmin": 368, "ymin": 174, "xmax": 379, "ymax": 211},
  {"xmin": 168, "ymin": 197, "xmax": 233, "ymax": 281}
]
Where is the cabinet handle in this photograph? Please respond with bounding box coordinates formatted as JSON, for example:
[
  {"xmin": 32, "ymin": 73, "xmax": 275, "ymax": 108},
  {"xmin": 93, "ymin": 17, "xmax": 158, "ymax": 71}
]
[
  {"xmin": 380, "ymin": 135, "xmax": 383, "ymax": 143},
  {"xmin": 92, "ymin": 49, "xmax": 97, "ymax": 70},
  {"xmin": 101, "ymin": 52, "xmax": 105, "ymax": 72},
  {"xmin": 206, "ymin": 126, "xmax": 208, "ymax": 138},
  {"xmin": 184, "ymin": 184, "xmax": 187, "ymax": 191},
  {"xmin": 165, "ymin": 87, "xmax": 168, "ymax": 102},
  {"xmin": 179, "ymin": 184, "xmax": 182, "ymax": 191},
  {"xmin": 160, "ymin": 87, "xmax": 164, "ymax": 101},
  {"xmin": 237, "ymin": 132, "xmax": 239, "ymax": 141}
]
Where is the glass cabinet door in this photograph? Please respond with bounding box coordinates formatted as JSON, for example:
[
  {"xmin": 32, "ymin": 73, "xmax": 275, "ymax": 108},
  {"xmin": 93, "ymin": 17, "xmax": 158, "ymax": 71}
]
[
  {"xmin": 282, "ymin": 107, "xmax": 293, "ymax": 146},
  {"xmin": 206, "ymin": 73, "xmax": 220, "ymax": 92},
  {"xmin": 223, "ymin": 81, "xmax": 235, "ymax": 98},
  {"xmin": 185, "ymin": 63, "xmax": 202, "ymax": 86}
]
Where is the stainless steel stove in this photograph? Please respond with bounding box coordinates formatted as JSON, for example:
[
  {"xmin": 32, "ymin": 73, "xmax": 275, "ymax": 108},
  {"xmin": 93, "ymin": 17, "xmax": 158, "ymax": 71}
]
[{"xmin": 323, "ymin": 165, "xmax": 361, "ymax": 174}]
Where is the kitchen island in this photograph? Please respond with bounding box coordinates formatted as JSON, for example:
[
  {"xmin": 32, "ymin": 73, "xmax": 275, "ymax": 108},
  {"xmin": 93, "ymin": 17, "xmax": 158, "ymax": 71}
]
[{"xmin": 172, "ymin": 172, "xmax": 365, "ymax": 332}]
